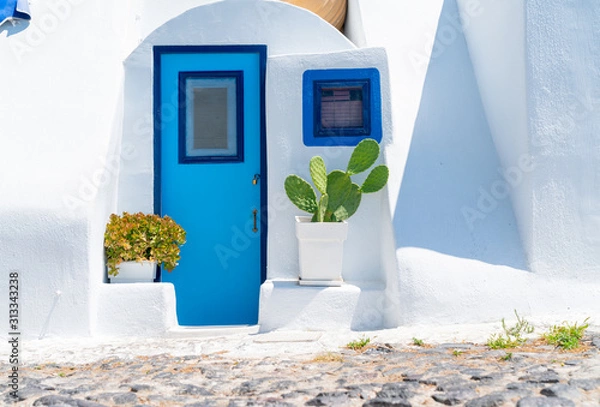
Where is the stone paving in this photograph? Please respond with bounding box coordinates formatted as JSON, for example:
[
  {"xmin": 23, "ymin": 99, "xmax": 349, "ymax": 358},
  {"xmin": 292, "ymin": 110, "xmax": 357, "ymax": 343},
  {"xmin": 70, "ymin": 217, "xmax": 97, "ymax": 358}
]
[{"xmin": 2, "ymin": 332, "xmax": 600, "ymax": 407}]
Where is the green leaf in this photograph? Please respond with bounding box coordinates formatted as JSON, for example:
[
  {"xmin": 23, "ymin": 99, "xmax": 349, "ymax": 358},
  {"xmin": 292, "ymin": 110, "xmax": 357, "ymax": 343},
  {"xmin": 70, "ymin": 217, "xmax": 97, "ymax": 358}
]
[
  {"xmin": 347, "ymin": 138, "xmax": 380, "ymax": 175},
  {"xmin": 310, "ymin": 156, "xmax": 328, "ymax": 194},
  {"xmin": 361, "ymin": 165, "xmax": 389, "ymax": 193},
  {"xmin": 284, "ymin": 175, "xmax": 318, "ymax": 214}
]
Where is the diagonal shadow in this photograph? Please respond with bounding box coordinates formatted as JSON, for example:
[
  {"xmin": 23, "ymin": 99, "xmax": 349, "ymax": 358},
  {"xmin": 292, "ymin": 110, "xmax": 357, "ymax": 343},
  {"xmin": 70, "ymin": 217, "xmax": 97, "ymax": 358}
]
[
  {"xmin": 393, "ymin": 0, "xmax": 527, "ymax": 270},
  {"xmin": 0, "ymin": 19, "xmax": 29, "ymax": 36}
]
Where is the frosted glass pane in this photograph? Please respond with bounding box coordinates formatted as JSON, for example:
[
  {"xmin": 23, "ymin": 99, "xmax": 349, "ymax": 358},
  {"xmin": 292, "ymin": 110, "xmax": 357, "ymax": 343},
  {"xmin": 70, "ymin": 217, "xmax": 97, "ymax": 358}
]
[
  {"xmin": 193, "ymin": 88, "xmax": 228, "ymax": 149},
  {"xmin": 184, "ymin": 76, "xmax": 238, "ymax": 158}
]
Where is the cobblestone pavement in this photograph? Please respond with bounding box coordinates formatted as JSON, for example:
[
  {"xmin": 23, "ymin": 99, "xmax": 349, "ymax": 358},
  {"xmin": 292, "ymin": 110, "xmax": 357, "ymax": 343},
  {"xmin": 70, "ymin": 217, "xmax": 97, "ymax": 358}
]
[{"xmin": 2, "ymin": 331, "xmax": 600, "ymax": 407}]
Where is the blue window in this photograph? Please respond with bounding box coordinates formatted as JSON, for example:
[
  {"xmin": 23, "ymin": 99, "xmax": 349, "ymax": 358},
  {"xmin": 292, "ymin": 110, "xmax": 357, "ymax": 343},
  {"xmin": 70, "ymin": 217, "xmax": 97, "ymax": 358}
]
[{"xmin": 303, "ymin": 68, "xmax": 382, "ymax": 146}]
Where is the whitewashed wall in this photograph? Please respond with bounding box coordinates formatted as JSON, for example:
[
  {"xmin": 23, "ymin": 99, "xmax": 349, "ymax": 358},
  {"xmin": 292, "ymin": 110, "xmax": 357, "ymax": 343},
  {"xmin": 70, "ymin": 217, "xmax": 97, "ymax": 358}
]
[
  {"xmin": 265, "ymin": 48, "xmax": 392, "ymax": 283},
  {"xmin": 525, "ymin": 0, "xmax": 600, "ymax": 280},
  {"xmin": 460, "ymin": 0, "xmax": 600, "ymax": 281},
  {"xmin": 0, "ymin": 0, "xmax": 377, "ymax": 338},
  {"xmin": 3, "ymin": 0, "xmax": 599, "ymax": 338},
  {"xmin": 349, "ymin": 0, "xmax": 600, "ymax": 326},
  {"xmin": 0, "ymin": 0, "xmax": 138, "ymax": 338},
  {"xmin": 456, "ymin": 0, "xmax": 531, "ymax": 261}
]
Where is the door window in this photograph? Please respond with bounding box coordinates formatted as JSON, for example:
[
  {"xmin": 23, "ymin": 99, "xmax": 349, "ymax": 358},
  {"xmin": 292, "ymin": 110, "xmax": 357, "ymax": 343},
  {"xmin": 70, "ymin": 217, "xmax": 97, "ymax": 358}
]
[{"xmin": 179, "ymin": 71, "xmax": 244, "ymax": 163}]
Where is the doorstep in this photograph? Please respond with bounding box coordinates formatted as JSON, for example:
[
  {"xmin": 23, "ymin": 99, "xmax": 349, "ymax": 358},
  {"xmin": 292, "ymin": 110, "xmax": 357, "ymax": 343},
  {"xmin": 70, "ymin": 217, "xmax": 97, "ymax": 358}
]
[
  {"xmin": 167, "ymin": 325, "xmax": 260, "ymax": 338},
  {"xmin": 258, "ymin": 279, "xmax": 386, "ymax": 332}
]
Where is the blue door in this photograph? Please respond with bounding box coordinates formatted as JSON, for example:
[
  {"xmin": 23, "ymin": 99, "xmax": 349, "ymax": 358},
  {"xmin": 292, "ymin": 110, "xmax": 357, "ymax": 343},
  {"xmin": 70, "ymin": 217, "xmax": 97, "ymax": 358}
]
[{"xmin": 154, "ymin": 46, "xmax": 267, "ymax": 326}]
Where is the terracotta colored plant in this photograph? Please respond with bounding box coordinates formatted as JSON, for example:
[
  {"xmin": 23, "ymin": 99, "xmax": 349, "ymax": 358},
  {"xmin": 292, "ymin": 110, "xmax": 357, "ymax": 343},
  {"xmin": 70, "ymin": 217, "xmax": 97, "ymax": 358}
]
[{"xmin": 104, "ymin": 212, "xmax": 186, "ymax": 276}]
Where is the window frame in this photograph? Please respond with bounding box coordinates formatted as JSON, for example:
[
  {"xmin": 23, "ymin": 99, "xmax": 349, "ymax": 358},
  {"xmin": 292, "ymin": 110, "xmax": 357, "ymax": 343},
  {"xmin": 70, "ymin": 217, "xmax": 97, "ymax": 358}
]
[
  {"xmin": 302, "ymin": 68, "xmax": 382, "ymax": 147},
  {"xmin": 178, "ymin": 70, "xmax": 245, "ymax": 164}
]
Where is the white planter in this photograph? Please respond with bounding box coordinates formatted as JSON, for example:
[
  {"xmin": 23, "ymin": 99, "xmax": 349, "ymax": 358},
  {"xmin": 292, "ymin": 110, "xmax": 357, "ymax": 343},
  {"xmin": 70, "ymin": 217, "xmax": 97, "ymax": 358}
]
[
  {"xmin": 109, "ymin": 261, "xmax": 157, "ymax": 283},
  {"xmin": 295, "ymin": 215, "xmax": 348, "ymax": 286}
]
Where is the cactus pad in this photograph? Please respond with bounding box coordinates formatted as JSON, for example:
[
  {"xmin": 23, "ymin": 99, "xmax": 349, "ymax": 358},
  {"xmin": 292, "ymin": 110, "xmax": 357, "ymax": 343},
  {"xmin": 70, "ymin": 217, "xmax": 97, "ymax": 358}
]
[
  {"xmin": 326, "ymin": 171, "xmax": 362, "ymax": 222},
  {"xmin": 347, "ymin": 138, "xmax": 380, "ymax": 175},
  {"xmin": 331, "ymin": 183, "xmax": 361, "ymax": 221},
  {"xmin": 284, "ymin": 138, "xmax": 388, "ymax": 222},
  {"xmin": 310, "ymin": 156, "xmax": 328, "ymax": 194},
  {"xmin": 284, "ymin": 175, "xmax": 318, "ymax": 214},
  {"xmin": 317, "ymin": 193, "xmax": 329, "ymax": 222},
  {"xmin": 361, "ymin": 165, "xmax": 389, "ymax": 193}
]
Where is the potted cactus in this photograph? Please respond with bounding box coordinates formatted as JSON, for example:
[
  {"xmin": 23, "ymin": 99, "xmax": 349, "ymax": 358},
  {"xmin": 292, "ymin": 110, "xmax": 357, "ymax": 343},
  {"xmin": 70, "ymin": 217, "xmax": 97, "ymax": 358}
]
[{"xmin": 284, "ymin": 138, "xmax": 389, "ymax": 285}]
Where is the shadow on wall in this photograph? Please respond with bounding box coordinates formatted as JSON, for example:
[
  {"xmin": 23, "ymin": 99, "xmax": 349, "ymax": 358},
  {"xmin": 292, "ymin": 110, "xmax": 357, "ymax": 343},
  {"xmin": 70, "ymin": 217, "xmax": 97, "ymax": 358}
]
[
  {"xmin": 0, "ymin": 20, "xmax": 29, "ymax": 36},
  {"xmin": 394, "ymin": 0, "xmax": 527, "ymax": 270}
]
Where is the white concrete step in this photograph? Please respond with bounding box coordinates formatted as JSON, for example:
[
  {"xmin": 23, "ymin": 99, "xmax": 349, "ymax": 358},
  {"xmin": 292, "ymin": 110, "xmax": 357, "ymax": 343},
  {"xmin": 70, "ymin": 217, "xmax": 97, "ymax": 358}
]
[
  {"xmin": 258, "ymin": 279, "xmax": 386, "ymax": 332},
  {"xmin": 167, "ymin": 325, "xmax": 259, "ymax": 338}
]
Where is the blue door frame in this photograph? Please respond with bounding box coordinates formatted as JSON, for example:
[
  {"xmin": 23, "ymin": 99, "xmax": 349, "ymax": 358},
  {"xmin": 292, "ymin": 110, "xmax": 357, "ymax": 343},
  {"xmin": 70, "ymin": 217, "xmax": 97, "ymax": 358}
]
[{"xmin": 153, "ymin": 45, "xmax": 268, "ymax": 325}]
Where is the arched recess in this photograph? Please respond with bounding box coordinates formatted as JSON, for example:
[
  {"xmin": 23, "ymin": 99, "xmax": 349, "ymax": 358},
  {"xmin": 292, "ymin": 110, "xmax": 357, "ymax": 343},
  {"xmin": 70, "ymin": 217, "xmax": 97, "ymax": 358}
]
[
  {"xmin": 117, "ymin": 0, "xmax": 355, "ymax": 214},
  {"xmin": 114, "ymin": 0, "xmax": 356, "ymax": 326}
]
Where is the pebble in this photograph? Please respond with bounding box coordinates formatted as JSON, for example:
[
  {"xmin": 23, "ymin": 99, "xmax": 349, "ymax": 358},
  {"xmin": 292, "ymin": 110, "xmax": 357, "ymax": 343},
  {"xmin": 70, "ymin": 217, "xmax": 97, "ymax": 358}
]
[{"xmin": 3, "ymin": 335, "xmax": 600, "ymax": 407}]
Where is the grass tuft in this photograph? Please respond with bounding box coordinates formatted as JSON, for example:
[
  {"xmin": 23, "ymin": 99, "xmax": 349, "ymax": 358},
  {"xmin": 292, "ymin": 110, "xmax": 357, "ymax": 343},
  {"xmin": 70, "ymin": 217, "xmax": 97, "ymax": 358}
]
[
  {"xmin": 346, "ymin": 337, "xmax": 371, "ymax": 351},
  {"xmin": 486, "ymin": 310, "xmax": 534, "ymax": 349},
  {"xmin": 542, "ymin": 318, "xmax": 589, "ymax": 350},
  {"xmin": 412, "ymin": 337, "xmax": 425, "ymax": 347}
]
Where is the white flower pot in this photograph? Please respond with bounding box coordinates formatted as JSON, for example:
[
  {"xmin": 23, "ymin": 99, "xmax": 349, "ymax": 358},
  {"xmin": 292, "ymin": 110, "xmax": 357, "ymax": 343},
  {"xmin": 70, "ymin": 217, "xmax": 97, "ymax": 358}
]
[
  {"xmin": 109, "ymin": 261, "xmax": 157, "ymax": 283},
  {"xmin": 295, "ymin": 215, "xmax": 348, "ymax": 286}
]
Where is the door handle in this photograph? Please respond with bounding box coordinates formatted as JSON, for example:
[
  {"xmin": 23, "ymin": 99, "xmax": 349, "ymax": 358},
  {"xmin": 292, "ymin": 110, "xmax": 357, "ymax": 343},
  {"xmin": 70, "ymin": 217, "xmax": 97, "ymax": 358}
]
[
  {"xmin": 252, "ymin": 209, "xmax": 258, "ymax": 233},
  {"xmin": 252, "ymin": 174, "xmax": 261, "ymax": 185}
]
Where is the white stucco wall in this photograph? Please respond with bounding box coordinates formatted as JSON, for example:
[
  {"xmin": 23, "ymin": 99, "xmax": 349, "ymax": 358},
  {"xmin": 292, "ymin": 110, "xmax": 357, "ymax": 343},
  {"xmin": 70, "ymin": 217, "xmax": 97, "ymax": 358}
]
[
  {"xmin": 456, "ymin": 0, "xmax": 532, "ymax": 264},
  {"xmin": 352, "ymin": 0, "xmax": 600, "ymax": 326},
  {"xmin": 458, "ymin": 0, "xmax": 600, "ymax": 281},
  {"xmin": 348, "ymin": 0, "xmax": 527, "ymax": 326},
  {"xmin": 345, "ymin": 0, "xmax": 445, "ymax": 200},
  {"xmin": 526, "ymin": 0, "xmax": 600, "ymax": 280},
  {"xmin": 0, "ymin": 0, "xmax": 359, "ymax": 338},
  {"xmin": 396, "ymin": 247, "xmax": 600, "ymax": 325},
  {"xmin": 3, "ymin": 0, "xmax": 599, "ymax": 338},
  {"xmin": 393, "ymin": 0, "xmax": 526, "ymax": 269},
  {"xmin": 0, "ymin": 0, "xmax": 138, "ymax": 338},
  {"xmin": 137, "ymin": 0, "xmax": 214, "ymax": 40},
  {"xmin": 265, "ymin": 48, "xmax": 392, "ymax": 283},
  {"xmin": 346, "ymin": 0, "xmax": 445, "ymax": 328},
  {"xmin": 97, "ymin": 283, "xmax": 177, "ymax": 336}
]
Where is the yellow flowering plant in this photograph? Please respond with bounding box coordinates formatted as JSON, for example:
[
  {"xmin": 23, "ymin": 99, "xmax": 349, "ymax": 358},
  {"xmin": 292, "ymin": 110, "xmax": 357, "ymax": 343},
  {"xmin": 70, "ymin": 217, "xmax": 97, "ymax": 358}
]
[{"xmin": 104, "ymin": 212, "xmax": 186, "ymax": 276}]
